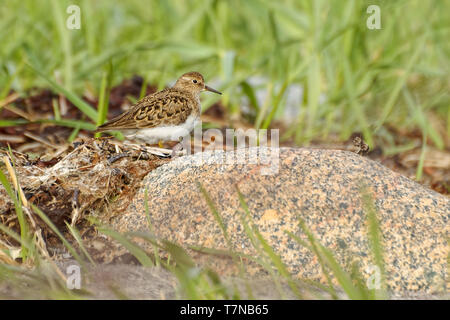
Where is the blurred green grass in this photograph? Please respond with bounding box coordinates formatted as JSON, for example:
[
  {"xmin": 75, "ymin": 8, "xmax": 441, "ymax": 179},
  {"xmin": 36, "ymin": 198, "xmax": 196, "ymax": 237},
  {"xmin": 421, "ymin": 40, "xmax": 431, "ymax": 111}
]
[{"xmin": 0, "ymin": 0, "xmax": 448, "ymax": 147}]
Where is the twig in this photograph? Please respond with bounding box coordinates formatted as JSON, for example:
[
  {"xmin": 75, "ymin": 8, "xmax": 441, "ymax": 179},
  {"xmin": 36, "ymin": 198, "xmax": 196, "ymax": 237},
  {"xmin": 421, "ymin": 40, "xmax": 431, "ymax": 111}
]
[
  {"xmin": 0, "ymin": 92, "xmax": 20, "ymax": 108},
  {"xmin": 23, "ymin": 131, "xmax": 58, "ymax": 149},
  {"xmin": 0, "ymin": 134, "xmax": 25, "ymax": 144},
  {"xmin": 2, "ymin": 104, "xmax": 34, "ymax": 121},
  {"xmin": 17, "ymin": 142, "xmax": 42, "ymax": 153},
  {"xmin": 107, "ymin": 153, "xmax": 129, "ymax": 164}
]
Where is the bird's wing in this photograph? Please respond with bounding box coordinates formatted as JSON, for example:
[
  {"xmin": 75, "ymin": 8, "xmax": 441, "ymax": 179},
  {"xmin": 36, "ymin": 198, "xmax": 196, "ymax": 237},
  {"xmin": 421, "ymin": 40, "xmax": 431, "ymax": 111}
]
[{"xmin": 96, "ymin": 90, "xmax": 193, "ymax": 131}]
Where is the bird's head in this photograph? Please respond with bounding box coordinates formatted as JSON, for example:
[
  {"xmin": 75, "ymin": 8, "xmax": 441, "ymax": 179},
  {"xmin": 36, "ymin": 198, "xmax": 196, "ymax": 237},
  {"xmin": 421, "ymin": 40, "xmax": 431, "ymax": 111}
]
[{"xmin": 174, "ymin": 71, "xmax": 221, "ymax": 95}]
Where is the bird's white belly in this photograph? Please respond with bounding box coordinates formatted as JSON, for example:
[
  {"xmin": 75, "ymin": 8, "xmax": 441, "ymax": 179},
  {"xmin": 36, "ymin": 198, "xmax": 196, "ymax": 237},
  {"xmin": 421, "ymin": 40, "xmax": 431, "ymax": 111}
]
[{"xmin": 129, "ymin": 114, "xmax": 199, "ymax": 144}]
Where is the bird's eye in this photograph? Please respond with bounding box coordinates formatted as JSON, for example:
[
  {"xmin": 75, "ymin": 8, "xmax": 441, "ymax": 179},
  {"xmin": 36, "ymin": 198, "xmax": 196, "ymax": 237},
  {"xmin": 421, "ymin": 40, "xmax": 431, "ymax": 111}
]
[{"xmin": 193, "ymin": 79, "xmax": 198, "ymax": 84}]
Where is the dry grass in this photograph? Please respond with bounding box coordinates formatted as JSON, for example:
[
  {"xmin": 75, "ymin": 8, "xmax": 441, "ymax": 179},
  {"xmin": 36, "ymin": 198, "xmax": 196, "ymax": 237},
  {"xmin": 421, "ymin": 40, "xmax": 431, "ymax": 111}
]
[{"xmin": 0, "ymin": 139, "xmax": 169, "ymax": 252}]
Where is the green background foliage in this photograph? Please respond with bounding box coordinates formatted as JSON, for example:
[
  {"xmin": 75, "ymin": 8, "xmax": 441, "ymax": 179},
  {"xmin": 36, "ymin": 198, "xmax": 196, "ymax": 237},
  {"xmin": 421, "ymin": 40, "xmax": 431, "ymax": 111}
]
[{"xmin": 0, "ymin": 0, "xmax": 448, "ymax": 146}]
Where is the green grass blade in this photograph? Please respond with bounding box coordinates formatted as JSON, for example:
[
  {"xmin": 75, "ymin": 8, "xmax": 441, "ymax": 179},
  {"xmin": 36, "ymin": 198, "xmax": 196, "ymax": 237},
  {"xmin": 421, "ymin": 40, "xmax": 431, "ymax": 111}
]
[
  {"xmin": 375, "ymin": 35, "xmax": 426, "ymax": 130},
  {"xmin": 98, "ymin": 227, "xmax": 154, "ymax": 267},
  {"xmin": 236, "ymin": 187, "xmax": 300, "ymax": 299},
  {"xmin": 0, "ymin": 119, "xmax": 28, "ymax": 127},
  {"xmin": 39, "ymin": 119, "xmax": 97, "ymax": 131},
  {"xmin": 64, "ymin": 222, "xmax": 96, "ymax": 265},
  {"xmin": 240, "ymin": 81, "xmax": 260, "ymax": 113},
  {"xmin": 26, "ymin": 63, "xmax": 98, "ymax": 121},
  {"xmin": 51, "ymin": 0, "xmax": 73, "ymax": 91},
  {"xmin": 316, "ymin": 243, "xmax": 362, "ymax": 299},
  {"xmin": 286, "ymin": 230, "xmax": 339, "ymax": 299},
  {"xmin": 143, "ymin": 187, "xmax": 161, "ymax": 267},
  {"xmin": 0, "ymin": 159, "xmax": 30, "ymax": 260},
  {"xmin": 296, "ymin": 218, "xmax": 362, "ymax": 299},
  {"xmin": 197, "ymin": 182, "xmax": 231, "ymax": 247},
  {"xmin": 31, "ymin": 204, "xmax": 85, "ymax": 265},
  {"xmin": 261, "ymin": 80, "xmax": 288, "ymax": 130},
  {"xmin": 95, "ymin": 62, "xmax": 113, "ymax": 138},
  {"xmin": 361, "ymin": 186, "xmax": 388, "ymax": 299},
  {"xmin": 0, "ymin": 223, "xmax": 34, "ymax": 257},
  {"xmin": 52, "ymin": 98, "xmax": 61, "ymax": 121}
]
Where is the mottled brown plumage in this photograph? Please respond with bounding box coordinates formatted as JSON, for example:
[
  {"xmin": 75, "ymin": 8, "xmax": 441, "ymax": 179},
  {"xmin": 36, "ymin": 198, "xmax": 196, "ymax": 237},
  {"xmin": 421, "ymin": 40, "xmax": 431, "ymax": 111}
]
[
  {"xmin": 96, "ymin": 72, "xmax": 221, "ymax": 144},
  {"xmin": 97, "ymin": 88, "xmax": 196, "ymax": 130}
]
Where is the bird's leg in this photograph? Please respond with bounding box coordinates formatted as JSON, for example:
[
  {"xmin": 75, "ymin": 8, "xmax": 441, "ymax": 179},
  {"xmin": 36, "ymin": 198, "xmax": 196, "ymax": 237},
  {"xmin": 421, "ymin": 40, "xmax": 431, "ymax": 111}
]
[
  {"xmin": 158, "ymin": 140, "xmax": 164, "ymax": 148},
  {"xmin": 171, "ymin": 136, "xmax": 186, "ymax": 158}
]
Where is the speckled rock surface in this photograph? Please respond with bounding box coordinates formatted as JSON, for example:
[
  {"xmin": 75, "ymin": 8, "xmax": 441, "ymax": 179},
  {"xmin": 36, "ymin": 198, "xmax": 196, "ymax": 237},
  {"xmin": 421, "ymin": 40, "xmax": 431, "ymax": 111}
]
[{"xmin": 109, "ymin": 148, "xmax": 449, "ymax": 294}]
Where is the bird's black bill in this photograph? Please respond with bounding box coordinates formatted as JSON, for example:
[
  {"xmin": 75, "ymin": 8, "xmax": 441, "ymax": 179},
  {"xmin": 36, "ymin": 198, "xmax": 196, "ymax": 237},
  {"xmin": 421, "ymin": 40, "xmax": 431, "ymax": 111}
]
[{"xmin": 205, "ymin": 85, "xmax": 222, "ymax": 95}]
